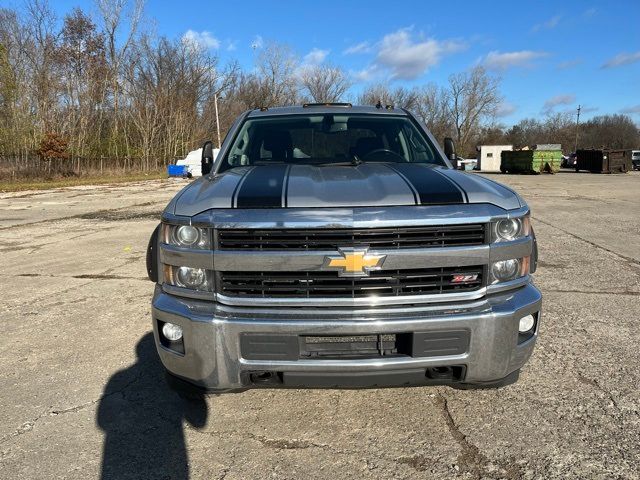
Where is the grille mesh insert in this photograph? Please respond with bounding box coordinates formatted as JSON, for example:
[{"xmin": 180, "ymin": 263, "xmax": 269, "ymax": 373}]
[
  {"xmin": 217, "ymin": 225, "xmax": 486, "ymax": 250},
  {"xmin": 218, "ymin": 266, "xmax": 484, "ymax": 299}
]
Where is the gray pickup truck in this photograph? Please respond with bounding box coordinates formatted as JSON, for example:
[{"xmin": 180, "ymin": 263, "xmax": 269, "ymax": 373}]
[{"xmin": 146, "ymin": 104, "xmax": 541, "ymax": 396}]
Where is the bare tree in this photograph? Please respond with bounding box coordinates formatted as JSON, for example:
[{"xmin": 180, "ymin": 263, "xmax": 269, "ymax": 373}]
[
  {"xmin": 298, "ymin": 64, "xmax": 351, "ymax": 103},
  {"xmin": 23, "ymin": 0, "xmax": 59, "ymax": 139},
  {"xmin": 447, "ymin": 66, "xmax": 501, "ymax": 153},
  {"xmin": 3, "ymin": 2, "xmax": 637, "ymax": 181},
  {"xmin": 494, "ymin": 113, "xmax": 640, "ymax": 152},
  {"xmin": 414, "ymin": 83, "xmax": 453, "ymax": 143},
  {"xmin": 121, "ymin": 34, "xmax": 222, "ymax": 166},
  {"xmin": 0, "ymin": 10, "xmax": 24, "ymax": 157},
  {"xmin": 255, "ymin": 42, "xmax": 299, "ymax": 106},
  {"xmin": 578, "ymin": 114, "xmax": 639, "ymax": 149},
  {"xmin": 357, "ymin": 84, "xmax": 420, "ymax": 110},
  {"xmin": 96, "ymin": 0, "xmax": 144, "ymax": 156},
  {"xmin": 56, "ymin": 8, "xmax": 107, "ymax": 156}
]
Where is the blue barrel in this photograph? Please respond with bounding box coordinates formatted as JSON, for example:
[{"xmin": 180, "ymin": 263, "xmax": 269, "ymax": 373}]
[{"xmin": 167, "ymin": 165, "xmax": 188, "ymax": 177}]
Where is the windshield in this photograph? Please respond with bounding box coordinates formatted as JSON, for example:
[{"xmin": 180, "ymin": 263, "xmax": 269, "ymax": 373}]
[{"xmin": 218, "ymin": 114, "xmax": 444, "ymax": 171}]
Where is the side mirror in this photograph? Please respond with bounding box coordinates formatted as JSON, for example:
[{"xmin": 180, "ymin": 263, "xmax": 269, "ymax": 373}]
[
  {"xmin": 201, "ymin": 141, "xmax": 214, "ymax": 175},
  {"xmin": 443, "ymin": 137, "xmax": 456, "ymax": 161}
]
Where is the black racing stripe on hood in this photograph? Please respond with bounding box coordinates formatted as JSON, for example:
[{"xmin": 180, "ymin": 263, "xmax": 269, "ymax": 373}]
[
  {"xmin": 230, "ymin": 167, "xmax": 254, "ymax": 208},
  {"xmin": 387, "ymin": 164, "xmax": 465, "ymax": 204},
  {"xmin": 235, "ymin": 164, "xmax": 289, "ymax": 208},
  {"xmin": 432, "ymin": 168, "xmax": 469, "ymax": 203},
  {"xmin": 383, "ymin": 164, "xmax": 419, "ymax": 204}
]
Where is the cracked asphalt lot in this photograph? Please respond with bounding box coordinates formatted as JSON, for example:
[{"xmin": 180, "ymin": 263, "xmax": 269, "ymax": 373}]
[{"xmin": 1, "ymin": 173, "xmax": 639, "ymax": 479}]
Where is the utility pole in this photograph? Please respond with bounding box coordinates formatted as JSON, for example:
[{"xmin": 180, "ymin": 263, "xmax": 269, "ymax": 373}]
[
  {"xmin": 574, "ymin": 104, "xmax": 581, "ymax": 153},
  {"xmin": 214, "ymin": 92, "xmax": 221, "ymax": 149}
]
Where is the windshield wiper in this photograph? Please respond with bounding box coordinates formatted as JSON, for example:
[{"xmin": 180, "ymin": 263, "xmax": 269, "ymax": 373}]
[{"xmin": 314, "ymin": 155, "xmax": 362, "ymax": 167}]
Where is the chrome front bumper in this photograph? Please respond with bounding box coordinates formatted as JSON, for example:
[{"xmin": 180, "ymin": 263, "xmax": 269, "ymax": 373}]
[{"xmin": 152, "ymin": 282, "xmax": 542, "ymax": 391}]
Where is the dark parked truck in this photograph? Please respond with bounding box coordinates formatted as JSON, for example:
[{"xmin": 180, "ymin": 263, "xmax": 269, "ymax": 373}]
[
  {"xmin": 575, "ymin": 149, "xmax": 632, "ymax": 173},
  {"xmin": 146, "ymin": 104, "xmax": 542, "ymax": 396}
]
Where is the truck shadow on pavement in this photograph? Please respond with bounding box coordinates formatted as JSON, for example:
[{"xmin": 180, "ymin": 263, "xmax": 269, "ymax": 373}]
[{"xmin": 97, "ymin": 333, "xmax": 208, "ymax": 480}]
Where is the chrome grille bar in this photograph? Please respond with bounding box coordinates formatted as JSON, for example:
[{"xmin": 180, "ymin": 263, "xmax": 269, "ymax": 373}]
[
  {"xmin": 217, "ymin": 224, "xmax": 486, "ymax": 250},
  {"xmin": 218, "ymin": 266, "xmax": 485, "ymax": 299}
]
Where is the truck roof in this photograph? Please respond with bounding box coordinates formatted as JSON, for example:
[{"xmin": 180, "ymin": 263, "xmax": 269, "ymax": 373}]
[{"xmin": 246, "ymin": 104, "xmax": 409, "ymax": 118}]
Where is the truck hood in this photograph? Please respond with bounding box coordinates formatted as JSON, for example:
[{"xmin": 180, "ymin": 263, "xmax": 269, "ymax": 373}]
[{"xmin": 171, "ymin": 163, "xmax": 522, "ymax": 216}]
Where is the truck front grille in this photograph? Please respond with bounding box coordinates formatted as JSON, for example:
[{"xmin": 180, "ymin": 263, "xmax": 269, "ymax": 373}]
[
  {"xmin": 218, "ymin": 266, "xmax": 484, "ymax": 299},
  {"xmin": 217, "ymin": 224, "xmax": 486, "ymax": 250}
]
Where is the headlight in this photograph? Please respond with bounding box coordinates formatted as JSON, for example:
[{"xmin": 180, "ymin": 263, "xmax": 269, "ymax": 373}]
[
  {"xmin": 163, "ymin": 265, "xmax": 213, "ymax": 291},
  {"xmin": 162, "ymin": 224, "xmax": 211, "ymax": 249},
  {"xmin": 176, "ymin": 225, "xmax": 199, "ymax": 245},
  {"xmin": 492, "ymin": 216, "xmax": 530, "ymax": 242},
  {"xmin": 490, "ymin": 257, "xmax": 530, "ymax": 284}
]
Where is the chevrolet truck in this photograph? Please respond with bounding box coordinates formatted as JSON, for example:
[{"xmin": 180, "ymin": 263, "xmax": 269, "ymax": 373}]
[{"xmin": 146, "ymin": 104, "xmax": 541, "ymax": 396}]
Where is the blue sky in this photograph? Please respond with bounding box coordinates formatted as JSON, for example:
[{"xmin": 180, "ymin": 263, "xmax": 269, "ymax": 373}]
[{"xmin": 42, "ymin": 0, "xmax": 640, "ymax": 124}]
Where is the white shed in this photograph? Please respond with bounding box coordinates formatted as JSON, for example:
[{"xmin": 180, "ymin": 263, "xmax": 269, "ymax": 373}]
[
  {"xmin": 477, "ymin": 145, "xmax": 513, "ymax": 172},
  {"xmin": 175, "ymin": 147, "xmax": 220, "ymax": 177}
]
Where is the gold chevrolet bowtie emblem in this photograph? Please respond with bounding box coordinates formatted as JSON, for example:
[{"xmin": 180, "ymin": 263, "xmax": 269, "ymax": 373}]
[{"xmin": 323, "ymin": 248, "xmax": 387, "ymax": 277}]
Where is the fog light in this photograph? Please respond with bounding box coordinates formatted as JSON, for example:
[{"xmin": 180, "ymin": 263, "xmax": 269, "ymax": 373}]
[
  {"xmin": 162, "ymin": 322, "xmax": 183, "ymax": 341},
  {"xmin": 176, "ymin": 266, "xmax": 206, "ymax": 289},
  {"xmin": 492, "ymin": 258, "xmax": 520, "ymax": 281},
  {"xmin": 518, "ymin": 314, "xmax": 535, "ymax": 333}
]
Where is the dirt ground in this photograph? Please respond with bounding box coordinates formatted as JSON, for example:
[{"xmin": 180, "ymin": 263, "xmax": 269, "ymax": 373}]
[{"xmin": 0, "ymin": 172, "xmax": 639, "ymax": 479}]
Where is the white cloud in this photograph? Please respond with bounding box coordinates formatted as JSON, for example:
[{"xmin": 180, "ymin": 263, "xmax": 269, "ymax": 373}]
[
  {"xmin": 483, "ymin": 50, "xmax": 547, "ymax": 70},
  {"xmin": 542, "ymin": 94, "xmax": 575, "ymax": 114},
  {"xmin": 496, "ymin": 101, "xmax": 517, "ymax": 117},
  {"xmin": 374, "ymin": 28, "xmax": 464, "ymax": 79},
  {"xmin": 532, "ymin": 15, "xmax": 561, "ymax": 32},
  {"xmin": 345, "ymin": 28, "xmax": 463, "ymax": 82},
  {"xmin": 303, "ymin": 48, "xmax": 329, "ymax": 66},
  {"xmin": 602, "ymin": 51, "xmax": 640, "ymax": 68},
  {"xmin": 251, "ymin": 35, "xmax": 264, "ymax": 50},
  {"xmin": 343, "ymin": 41, "xmax": 372, "ymax": 55},
  {"xmin": 621, "ymin": 105, "xmax": 640, "ymax": 115},
  {"xmin": 226, "ymin": 40, "xmax": 237, "ymax": 51},
  {"xmin": 583, "ymin": 7, "xmax": 597, "ymax": 17},
  {"xmin": 350, "ymin": 65, "xmax": 382, "ymax": 83},
  {"xmin": 182, "ymin": 30, "xmax": 220, "ymax": 49},
  {"xmin": 294, "ymin": 48, "xmax": 332, "ymax": 78}
]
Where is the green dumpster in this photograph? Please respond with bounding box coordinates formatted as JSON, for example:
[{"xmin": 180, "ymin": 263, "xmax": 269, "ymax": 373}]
[{"xmin": 500, "ymin": 148, "xmax": 562, "ymax": 174}]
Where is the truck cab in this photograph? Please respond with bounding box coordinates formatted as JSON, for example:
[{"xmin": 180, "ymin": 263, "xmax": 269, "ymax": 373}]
[{"xmin": 147, "ymin": 104, "xmax": 541, "ymax": 395}]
